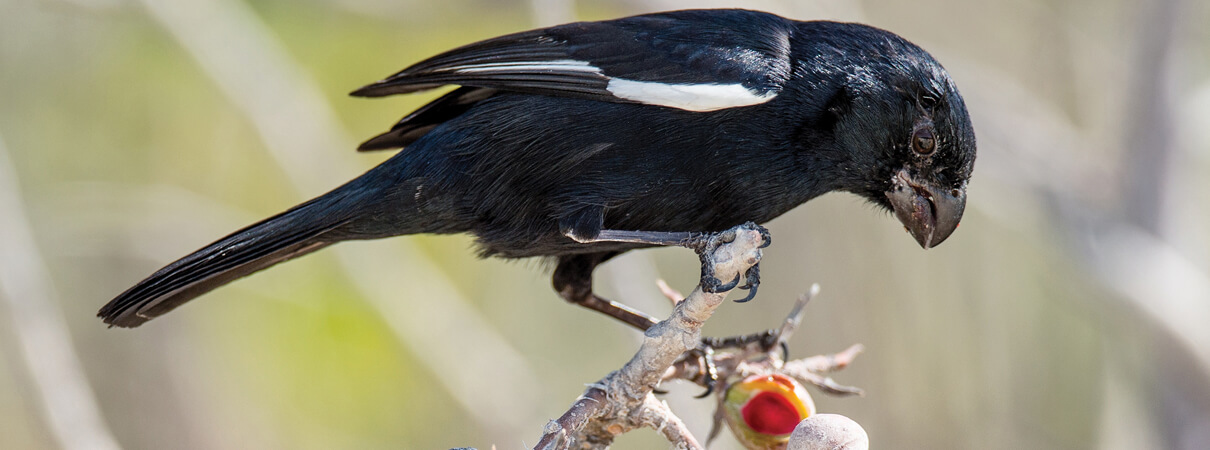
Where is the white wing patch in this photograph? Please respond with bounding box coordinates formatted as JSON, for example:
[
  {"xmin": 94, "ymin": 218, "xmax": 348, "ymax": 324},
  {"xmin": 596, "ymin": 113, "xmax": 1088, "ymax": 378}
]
[
  {"xmin": 446, "ymin": 59, "xmax": 777, "ymax": 112},
  {"xmin": 606, "ymin": 79, "xmax": 777, "ymax": 112}
]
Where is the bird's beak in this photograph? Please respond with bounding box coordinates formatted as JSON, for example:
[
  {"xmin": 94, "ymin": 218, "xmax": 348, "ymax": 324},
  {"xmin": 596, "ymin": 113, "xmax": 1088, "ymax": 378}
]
[{"xmin": 885, "ymin": 168, "xmax": 965, "ymax": 249}]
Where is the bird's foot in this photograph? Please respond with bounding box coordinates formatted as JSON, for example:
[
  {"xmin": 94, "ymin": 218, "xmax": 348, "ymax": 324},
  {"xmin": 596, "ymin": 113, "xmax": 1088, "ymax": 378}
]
[
  {"xmin": 734, "ymin": 264, "xmax": 761, "ymax": 303},
  {"xmin": 572, "ymin": 222, "xmax": 770, "ymax": 302},
  {"xmin": 681, "ymin": 331, "xmax": 789, "ymax": 398},
  {"xmin": 687, "ymin": 222, "xmax": 769, "ymax": 301},
  {"xmin": 683, "ymin": 345, "xmax": 720, "ymax": 398}
]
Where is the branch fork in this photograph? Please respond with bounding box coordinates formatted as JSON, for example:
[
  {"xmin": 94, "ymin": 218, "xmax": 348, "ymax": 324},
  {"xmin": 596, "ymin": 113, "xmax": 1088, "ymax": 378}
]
[
  {"xmin": 533, "ymin": 223, "xmax": 867, "ymax": 450},
  {"xmin": 536, "ymin": 224, "xmax": 765, "ymax": 449}
]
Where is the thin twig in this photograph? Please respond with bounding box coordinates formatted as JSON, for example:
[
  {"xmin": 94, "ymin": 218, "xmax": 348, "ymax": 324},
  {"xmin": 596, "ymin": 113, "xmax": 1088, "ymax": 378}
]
[
  {"xmin": 774, "ymin": 284, "xmax": 820, "ymax": 345},
  {"xmin": 656, "ymin": 279, "xmax": 685, "ymax": 305},
  {"xmin": 789, "ymin": 344, "xmax": 866, "ymax": 375}
]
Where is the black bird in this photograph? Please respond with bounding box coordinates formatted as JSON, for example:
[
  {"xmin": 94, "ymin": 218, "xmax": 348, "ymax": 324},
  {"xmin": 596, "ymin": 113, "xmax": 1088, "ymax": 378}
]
[{"xmin": 99, "ymin": 9, "xmax": 975, "ymax": 329}]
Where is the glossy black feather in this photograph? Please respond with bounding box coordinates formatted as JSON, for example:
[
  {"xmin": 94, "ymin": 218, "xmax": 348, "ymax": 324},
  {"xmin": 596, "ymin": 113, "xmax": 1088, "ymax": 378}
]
[
  {"xmin": 99, "ymin": 200, "xmax": 344, "ymax": 327},
  {"xmin": 358, "ymin": 87, "xmax": 497, "ymax": 151},
  {"xmin": 350, "ymin": 9, "xmax": 792, "ymax": 103}
]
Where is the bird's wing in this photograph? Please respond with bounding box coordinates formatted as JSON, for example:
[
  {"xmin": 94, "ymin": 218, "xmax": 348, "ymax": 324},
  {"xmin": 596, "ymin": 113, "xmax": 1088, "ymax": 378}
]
[
  {"xmin": 351, "ymin": 9, "xmax": 794, "ymax": 113},
  {"xmin": 357, "ymin": 86, "xmax": 498, "ymax": 150}
]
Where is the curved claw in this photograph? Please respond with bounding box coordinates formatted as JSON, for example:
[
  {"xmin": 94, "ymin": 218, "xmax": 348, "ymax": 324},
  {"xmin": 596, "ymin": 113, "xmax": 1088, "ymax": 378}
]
[
  {"xmin": 703, "ymin": 273, "xmax": 742, "ymax": 293},
  {"xmin": 719, "ymin": 272, "xmax": 742, "ymax": 291},
  {"xmin": 733, "ymin": 283, "xmax": 759, "ymax": 303},
  {"xmin": 780, "ymin": 341, "xmax": 790, "ymax": 362},
  {"xmin": 694, "ymin": 382, "xmax": 716, "ymax": 399},
  {"xmin": 733, "ymin": 264, "xmax": 761, "ymax": 303},
  {"xmin": 652, "ymin": 387, "xmax": 668, "ymax": 395}
]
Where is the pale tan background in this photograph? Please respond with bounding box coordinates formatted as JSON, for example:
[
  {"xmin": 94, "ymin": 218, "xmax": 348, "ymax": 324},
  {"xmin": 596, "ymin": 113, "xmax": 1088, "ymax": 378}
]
[{"xmin": 1, "ymin": 0, "xmax": 1209, "ymax": 448}]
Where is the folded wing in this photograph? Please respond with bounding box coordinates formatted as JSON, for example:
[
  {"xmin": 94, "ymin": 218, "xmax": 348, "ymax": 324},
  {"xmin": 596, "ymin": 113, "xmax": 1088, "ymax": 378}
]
[{"xmin": 352, "ymin": 9, "xmax": 794, "ymax": 117}]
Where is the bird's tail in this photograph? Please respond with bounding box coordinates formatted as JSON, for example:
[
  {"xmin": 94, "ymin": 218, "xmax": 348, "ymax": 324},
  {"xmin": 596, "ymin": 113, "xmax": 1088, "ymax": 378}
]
[{"xmin": 98, "ymin": 191, "xmax": 362, "ymax": 328}]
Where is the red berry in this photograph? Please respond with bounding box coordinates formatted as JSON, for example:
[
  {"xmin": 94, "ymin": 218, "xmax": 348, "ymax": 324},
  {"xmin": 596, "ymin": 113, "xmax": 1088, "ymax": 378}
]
[{"xmin": 742, "ymin": 391, "xmax": 803, "ymax": 435}]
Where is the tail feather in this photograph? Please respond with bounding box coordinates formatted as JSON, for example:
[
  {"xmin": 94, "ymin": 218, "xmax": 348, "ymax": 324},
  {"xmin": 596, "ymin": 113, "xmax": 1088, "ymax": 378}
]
[{"xmin": 99, "ymin": 198, "xmax": 351, "ymax": 328}]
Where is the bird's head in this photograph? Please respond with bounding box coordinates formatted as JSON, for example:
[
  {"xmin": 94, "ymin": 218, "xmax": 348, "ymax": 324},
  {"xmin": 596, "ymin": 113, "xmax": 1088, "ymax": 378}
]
[{"xmin": 802, "ymin": 27, "xmax": 976, "ymax": 249}]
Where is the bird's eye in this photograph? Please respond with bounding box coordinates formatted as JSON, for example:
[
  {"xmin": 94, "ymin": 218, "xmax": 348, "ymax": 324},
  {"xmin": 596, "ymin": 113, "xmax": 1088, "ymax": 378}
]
[
  {"xmin": 919, "ymin": 95, "xmax": 938, "ymax": 110},
  {"xmin": 912, "ymin": 128, "xmax": 935, "ymax": 155}
]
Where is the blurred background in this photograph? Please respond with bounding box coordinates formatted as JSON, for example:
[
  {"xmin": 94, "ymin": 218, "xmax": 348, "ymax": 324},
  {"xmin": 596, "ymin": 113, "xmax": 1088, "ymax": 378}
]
[{"xmin": 2, "ymin": 0, "xmax": 1209, "ymax": 448}]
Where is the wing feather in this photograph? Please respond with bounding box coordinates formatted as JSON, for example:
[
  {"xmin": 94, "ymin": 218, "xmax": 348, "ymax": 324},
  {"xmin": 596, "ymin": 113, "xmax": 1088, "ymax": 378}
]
[
  {"xmin": 354, "ymin": 9, "xmax": 797, "ymax": 150},
  {"xmin": 352, "ymin": 9, "xmax": 794, "ymax": 111}
]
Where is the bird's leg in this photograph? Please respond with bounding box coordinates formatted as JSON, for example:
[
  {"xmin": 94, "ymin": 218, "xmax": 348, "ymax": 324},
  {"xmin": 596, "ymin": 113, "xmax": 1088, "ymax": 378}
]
[
  {"xmin": 577, "ymin": 223, "xmax": 771, "ymax": 299},
  {"xmin": 679, "ymin": 329, "xmax": 784, "ymax": 397},
  {"xmin": 553, "ymin": 253, "xmax": 660, "ymax": 331},
  {"xmin": 569, "ymin": 223, "xmax": 772, "ymax": 396},
  {"xmin": 683, "ymin": 346, "xmax": 719, "ymax": 398}
]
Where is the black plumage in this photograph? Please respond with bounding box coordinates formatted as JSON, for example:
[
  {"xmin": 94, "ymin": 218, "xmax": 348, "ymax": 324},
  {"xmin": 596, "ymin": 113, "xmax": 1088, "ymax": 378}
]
[{"xmin": 99, "ymin": 9, "xmax": 976, "ymax": 328}]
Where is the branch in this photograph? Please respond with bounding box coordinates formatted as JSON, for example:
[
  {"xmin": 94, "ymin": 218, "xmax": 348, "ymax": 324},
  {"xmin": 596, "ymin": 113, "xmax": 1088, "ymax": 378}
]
[
  {"xmin": 532, "ymin": 226, "xmax": 869, "ymax": 449},
  {"xmin": 535, "ymin": 224, "xmax": 766, "ymax": 450},
  {"xmin": 659, "ymin": 287, "xmax": 865, "ymax": 398},
  {"xmin": 782, "ymin": 344, "xmax": 866, "ymax": 397}
]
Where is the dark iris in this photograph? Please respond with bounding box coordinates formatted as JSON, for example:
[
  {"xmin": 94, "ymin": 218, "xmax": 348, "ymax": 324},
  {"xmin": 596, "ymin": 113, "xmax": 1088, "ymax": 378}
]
[
  {"xmin": 912, "ymin": 128, "xmax": 935, "ymax": 155},
  {"xmin": 919, "ymin": 95, "xmax": 938, "ymax": 110}
]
